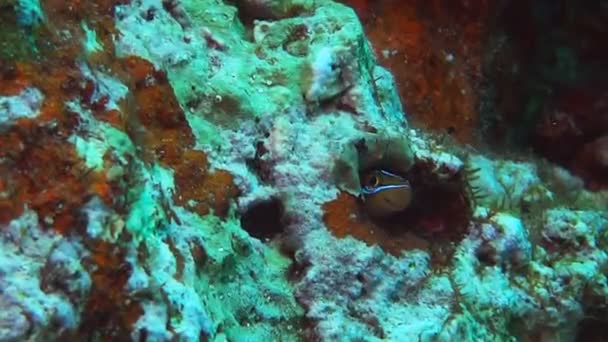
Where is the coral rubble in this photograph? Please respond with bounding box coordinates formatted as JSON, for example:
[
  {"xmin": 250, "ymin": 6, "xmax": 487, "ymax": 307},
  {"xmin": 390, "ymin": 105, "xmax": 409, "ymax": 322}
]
[{"xmin": 0, "ymin": 0, "xmax": 607, "ymax": 341}]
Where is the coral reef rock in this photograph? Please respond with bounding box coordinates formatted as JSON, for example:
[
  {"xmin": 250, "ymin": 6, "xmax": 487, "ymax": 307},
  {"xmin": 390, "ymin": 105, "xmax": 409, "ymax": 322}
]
[{"xmin": 0, "ymin": 0, "xmax": 607, "ymax": 341}]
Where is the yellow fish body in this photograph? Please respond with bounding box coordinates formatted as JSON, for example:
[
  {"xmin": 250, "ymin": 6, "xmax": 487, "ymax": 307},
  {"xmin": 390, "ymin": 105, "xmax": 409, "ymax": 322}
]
[{"xmin": 360, "ymin": 169, "xmax": 412, "ymax": 218}]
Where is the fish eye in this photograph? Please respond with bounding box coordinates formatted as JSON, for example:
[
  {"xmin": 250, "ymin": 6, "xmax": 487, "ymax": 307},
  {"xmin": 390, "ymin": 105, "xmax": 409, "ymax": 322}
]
[{"xmin": 364, "ymin": 172, "xmax": 381, "ymax": 188}]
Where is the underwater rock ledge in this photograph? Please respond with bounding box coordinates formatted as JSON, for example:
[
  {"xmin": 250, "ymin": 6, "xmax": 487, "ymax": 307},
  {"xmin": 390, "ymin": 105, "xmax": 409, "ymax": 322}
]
[{"xmin": 0, "ymin": 0, "xmax": 607, "ymax": 341}]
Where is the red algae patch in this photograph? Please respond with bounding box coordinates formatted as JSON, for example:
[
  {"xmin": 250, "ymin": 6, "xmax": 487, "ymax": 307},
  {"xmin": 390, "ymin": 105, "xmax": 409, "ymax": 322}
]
[
  {"xmin": 339, "ymin": 0, "xmax": 490, "ymax": 142},
  {"xmin": 81, "ymin": 239, "xmax": 142, "ymax": 340},
  {"xmin": 322, "ymin": 192, "xmax": 429, "ymax": 255},
  {"xmin": 114, "ymin": 55, "xmax": 240, "ymax": 215},
  {"xmin": 173, "ymin": 150, "xmax": 240, "ymax": 218},
  {"xmin": 0, "ymin": 121, "xmax": 111, "ymax": 234},
  {"xmin": 117, "ymin": 56, "xmax": 195, "ymax": 166},
  {"xmin": 0, "ymin": 62, "xmax": 32, "ymax": 96},
  {"xmin": 0, "ymin": 0, "xmax": 240, "ymax": 338},
  {"xmin": 0, "ymin": 0, "xmax": 134, "ymax": 232},
  {"xmin": 0, "ymin": 1, "xmax": 239, "ymax": 230}
]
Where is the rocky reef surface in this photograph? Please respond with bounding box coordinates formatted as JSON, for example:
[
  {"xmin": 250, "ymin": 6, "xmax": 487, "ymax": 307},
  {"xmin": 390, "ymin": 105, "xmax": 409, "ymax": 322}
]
[{"xmin": 0, "ymin": 0, "xmax": 606, "ymax": 341}]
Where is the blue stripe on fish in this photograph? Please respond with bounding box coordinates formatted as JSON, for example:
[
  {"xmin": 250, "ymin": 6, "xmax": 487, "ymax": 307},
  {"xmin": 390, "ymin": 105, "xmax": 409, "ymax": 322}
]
[{"xmin": 361, "ymin": 183, "xmax": 410, "ymax": 195}]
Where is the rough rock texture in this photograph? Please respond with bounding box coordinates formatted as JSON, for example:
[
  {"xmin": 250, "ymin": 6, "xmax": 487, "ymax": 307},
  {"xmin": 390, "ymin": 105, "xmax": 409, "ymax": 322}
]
[
  {"xmin": 0, "ymin": 0, "xmax": 607, "ymax": 341},
  {"xmin": 0, "ymin": 211, "xmax": 90, "ymax": 341}
]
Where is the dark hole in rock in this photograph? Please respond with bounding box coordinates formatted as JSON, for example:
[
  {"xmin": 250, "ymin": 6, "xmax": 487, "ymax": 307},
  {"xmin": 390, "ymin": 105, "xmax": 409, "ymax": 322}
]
[
  {"xmin": 475, "ymin": 243, "xmax": 498, "ymax": 266},
  {"xmin": 240, "ymin": 197, "xmax": 285, "ymax": 241},
  {"xmin": 575, "ymin": 315, "xmax": 608, "ymax": 342}
]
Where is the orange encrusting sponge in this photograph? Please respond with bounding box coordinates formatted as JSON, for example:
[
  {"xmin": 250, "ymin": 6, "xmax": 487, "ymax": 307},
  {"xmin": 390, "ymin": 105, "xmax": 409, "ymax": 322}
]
[{"xmin": 322, "ymin": 192, "xmax": 425, "ymax": 255}]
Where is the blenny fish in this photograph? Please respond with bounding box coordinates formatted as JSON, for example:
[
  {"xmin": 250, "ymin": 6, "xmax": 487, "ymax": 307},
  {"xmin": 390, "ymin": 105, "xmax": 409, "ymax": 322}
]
[{"xmin": 360, "ymin": 169, "xmax": 413, "ymax": 218}]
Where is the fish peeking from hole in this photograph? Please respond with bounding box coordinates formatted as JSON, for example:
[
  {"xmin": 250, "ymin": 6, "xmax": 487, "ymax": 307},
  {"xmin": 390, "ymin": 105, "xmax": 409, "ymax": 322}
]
[{"xmin": 360, "ymin": 169, "xmax": 413, "ymax": 218}]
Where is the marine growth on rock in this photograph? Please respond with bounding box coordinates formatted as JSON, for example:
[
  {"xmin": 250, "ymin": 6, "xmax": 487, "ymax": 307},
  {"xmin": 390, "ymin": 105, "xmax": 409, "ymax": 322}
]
[{"xmin": 0, "ymin": 0, "xmax": 607, "ymax": 341}]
